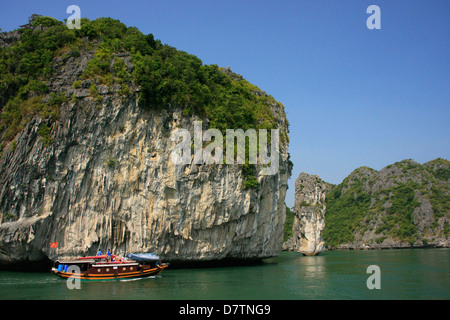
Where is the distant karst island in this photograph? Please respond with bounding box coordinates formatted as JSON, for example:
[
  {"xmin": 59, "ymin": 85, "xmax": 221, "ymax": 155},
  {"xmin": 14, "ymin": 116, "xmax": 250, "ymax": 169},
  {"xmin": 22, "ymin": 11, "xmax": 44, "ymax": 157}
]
[{"xmin": 284, "ymin": 158, "xmax": 450, "ymax": 254}]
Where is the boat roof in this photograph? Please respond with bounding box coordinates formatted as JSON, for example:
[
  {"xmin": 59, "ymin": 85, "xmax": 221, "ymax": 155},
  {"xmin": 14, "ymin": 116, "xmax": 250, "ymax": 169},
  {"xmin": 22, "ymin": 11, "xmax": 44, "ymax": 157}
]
[
  {"xmin": 57, "ymin": 259, "xmax": 96, "ymax": 264},
  {"xmin": 126, "ymin": 253, "xmax": 160, "ymax": 261},
  {"xmin": 77, "ymin": 255, "xmax": 108, "ymax": 260}
]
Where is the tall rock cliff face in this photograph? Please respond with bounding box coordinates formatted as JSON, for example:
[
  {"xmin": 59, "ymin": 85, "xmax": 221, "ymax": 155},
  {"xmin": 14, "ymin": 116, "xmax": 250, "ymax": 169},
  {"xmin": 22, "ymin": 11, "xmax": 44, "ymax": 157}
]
[
  {"xmin": 0, "ymin": 19, "xmax": 291, "ymax": 266},
  {"xmin": 283, "ymin": 173, "xmax": 327, "ymax": 256}
]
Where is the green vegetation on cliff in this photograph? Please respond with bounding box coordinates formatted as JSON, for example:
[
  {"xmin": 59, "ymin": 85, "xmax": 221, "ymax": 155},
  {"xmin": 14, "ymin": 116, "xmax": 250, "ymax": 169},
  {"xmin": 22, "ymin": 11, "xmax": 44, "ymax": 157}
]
[
  {"xmin": 323, "ymin": 176, "xmax": 372, "ymax": 247},
  {"xmin": 322, "ymin": 159, "xmax": 450, "ymax": 248},
  {"xmin": 0, "ymin": 16, "xmax": 284, "ymax": 152},
  {"xmin": 283, "ymin": 205, "xmax": 295, "ymax": 242}
]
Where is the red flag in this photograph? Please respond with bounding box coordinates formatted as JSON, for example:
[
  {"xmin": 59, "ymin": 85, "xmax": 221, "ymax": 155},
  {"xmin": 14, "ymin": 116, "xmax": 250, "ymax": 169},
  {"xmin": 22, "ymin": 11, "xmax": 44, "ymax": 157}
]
[{"xmin": 50, "ymin": 242, "xmax": 58, "ymax": 248}]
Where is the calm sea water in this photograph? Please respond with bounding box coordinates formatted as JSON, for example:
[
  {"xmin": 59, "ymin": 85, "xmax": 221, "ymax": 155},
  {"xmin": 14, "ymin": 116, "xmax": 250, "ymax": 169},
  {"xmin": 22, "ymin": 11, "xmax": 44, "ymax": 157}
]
[{"xmin": 0, "ymin": 249, "xmax": 449, "ymax": 300}]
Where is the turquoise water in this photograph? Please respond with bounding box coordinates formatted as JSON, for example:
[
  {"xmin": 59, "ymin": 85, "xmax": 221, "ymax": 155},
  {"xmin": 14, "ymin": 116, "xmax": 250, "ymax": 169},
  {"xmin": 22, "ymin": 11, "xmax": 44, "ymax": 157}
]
[{"xmin": 0, "ymin": 249, "xmax": 449, "ymax": 300}]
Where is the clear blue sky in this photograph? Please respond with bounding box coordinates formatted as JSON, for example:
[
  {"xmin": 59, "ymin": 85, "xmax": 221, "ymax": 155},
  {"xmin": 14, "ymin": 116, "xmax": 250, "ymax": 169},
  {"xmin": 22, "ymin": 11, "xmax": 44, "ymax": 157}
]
[{"xmin": 1, "ymin": 0, "xmax": 449, "ymax": 208}]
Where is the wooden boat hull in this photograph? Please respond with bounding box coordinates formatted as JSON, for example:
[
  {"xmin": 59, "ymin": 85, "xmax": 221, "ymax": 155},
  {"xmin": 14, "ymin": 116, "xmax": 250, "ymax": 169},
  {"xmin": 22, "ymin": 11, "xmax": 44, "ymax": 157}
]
[{"xmin": 51, "ymin": 264, "xmax": 168, "ymax": 281}]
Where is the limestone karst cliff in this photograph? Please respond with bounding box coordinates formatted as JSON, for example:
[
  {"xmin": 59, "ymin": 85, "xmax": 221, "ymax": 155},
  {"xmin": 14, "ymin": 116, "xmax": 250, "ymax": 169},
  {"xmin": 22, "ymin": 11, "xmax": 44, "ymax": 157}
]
[
  {"xmin": 283, "ymin": 172, "xmax": 328, "ymax": 255},
  {"xmin": 323, "ymin": 159, "xmax": 450, "ymax": 249},
  {"xmin": 0, "ymin": 17, "xmax": 291, "ymax": 267},
  {"xmin": 283, "ymin": 159, "xmax": 449, "ymax": 253}
]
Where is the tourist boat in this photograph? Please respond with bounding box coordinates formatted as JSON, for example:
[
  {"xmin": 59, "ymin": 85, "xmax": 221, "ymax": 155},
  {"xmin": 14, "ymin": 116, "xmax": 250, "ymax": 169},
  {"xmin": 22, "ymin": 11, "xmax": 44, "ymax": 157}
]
[{"xmin": 51, "ymin": 253, "xmax": 168, "ymax": 281}]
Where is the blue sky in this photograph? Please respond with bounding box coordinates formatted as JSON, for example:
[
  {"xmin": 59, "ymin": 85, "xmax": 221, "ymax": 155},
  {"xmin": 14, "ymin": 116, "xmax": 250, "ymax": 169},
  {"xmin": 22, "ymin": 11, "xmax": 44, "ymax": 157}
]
[{"xmin": 1, "ymin": 0, "xmax": 449, "ymax": 207}]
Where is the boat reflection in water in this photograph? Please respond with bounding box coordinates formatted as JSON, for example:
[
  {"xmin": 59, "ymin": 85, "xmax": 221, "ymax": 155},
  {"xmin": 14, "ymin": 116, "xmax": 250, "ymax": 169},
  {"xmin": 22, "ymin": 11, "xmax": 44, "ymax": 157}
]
[{"xmin": 51, "ymin": 253, "xmax": 168, "ymax": 281}]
